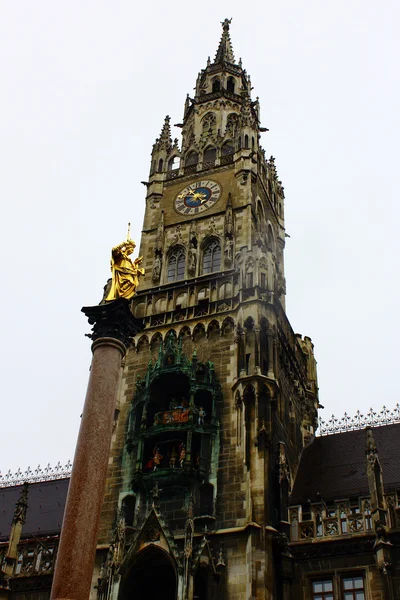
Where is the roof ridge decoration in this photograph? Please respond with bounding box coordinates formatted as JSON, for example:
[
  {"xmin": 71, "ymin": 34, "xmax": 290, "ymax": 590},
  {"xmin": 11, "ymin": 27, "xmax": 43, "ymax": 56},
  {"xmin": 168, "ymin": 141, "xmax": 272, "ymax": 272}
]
[
  {"xmin": 317, "ymin": 404, "xmax": 400, "ymax": 436},
  {"xmin": 0, "ymin": 460, "xmax": 72, "ymax": 488},
  {"xmin": 214, "ymin": 18, "xmax": 235, "ymax": 65}
]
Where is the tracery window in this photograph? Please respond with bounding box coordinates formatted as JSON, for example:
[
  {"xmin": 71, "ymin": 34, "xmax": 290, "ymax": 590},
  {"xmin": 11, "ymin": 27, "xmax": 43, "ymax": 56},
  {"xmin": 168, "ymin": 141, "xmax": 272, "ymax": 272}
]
[
  {"xmin": 202, "ymin": 112, "xmax": 216, "ymax": 137},
  {"xmin": 167, "ymin": 248, "xmax": 186, "ymax": 282},
  {"xmin": 202, "ymin": 240, "xmax": 221, "ymax": 274},
  {"xmin": 225, "ymin": 113, "xmax": 239, "ymax": 137}
]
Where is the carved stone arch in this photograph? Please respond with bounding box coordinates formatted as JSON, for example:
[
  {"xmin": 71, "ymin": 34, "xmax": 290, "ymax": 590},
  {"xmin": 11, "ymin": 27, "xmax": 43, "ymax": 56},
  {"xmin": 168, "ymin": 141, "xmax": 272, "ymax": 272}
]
[
  {"xmin": 256, "ymin": 198, "xmax": 265, "ymax": 232},
  {"xmin": 167, "ymin": 153, "xmax": 180, "ymax": 171},
  {"xmin": 221, "ymin": 139, "xmax": 235, "ymax": 156},
  {"xmin": 185, "ymin": 149, "xmax": 199, "ymax": 167},
  {"xmin": 179, "ymin": 325, "xmax": 192, "ymax": 355},
  {"xmin": 218, "ymin": 281, "xmax": 232, "ymax": 300},
  {"xmin": 203, "ymin": 144, "xmax": 217, "ymax": 165},
  {"xmin": 201, "ymin": 111, "xmax": 216, "ymax": 132},
  {"xmin": 221, "ymin": 316, "xmax": 235, "ymax": 336},
  {"xmin": 178, "ymin": 325, "xmax": 191, "ymax": 338},
  {"xmin": 207, "ymin": 319, "xmax": 220, "ymax": 340},
  {"xmin": 225, "ymin": 112, "xmax": 239, "ymax": 137},
  {"xmin": 175, "ymin": 291, "xmax": 188, "ymax": 309},
  {"xmin": 259, "ymin": 256, "xmax": 268, "ymax": 270},
  {"xmin": 244, "ymin": 316, "xmax": 255, "ymax": 331},
  {"xmin": 134, "ymin": 301, "xmax": 146, "ymax": 319},
  {"xmin": 154, "ymin": 296, "xmax": 167, "ymax": 314},
  {"xmin": 150, "ymin": 332, "xmax": 163, "ymax": 352},
  {"xmin": 266, "ymin": 221, "xmax": 276, "ymax": 253},
  {"xmin": 165, "ymin": 328, "xmax": 177, "ymax": 340},
  {"xmin": 136, "ymin": 335, "xmax": 149, "ymax": 354},
  {"xmin": 211, "ymin": 76, "xmax": 221, "ymax": 92},
  {"xmin": 120, "ymin": 493, "xmax": 136, "ymax": 528},
  {"xmin": 119, "ymin": 544, "xmax": 178, "ymax": 600},
  {"xmin": 235, "ymin": 390, "xmax": 243, "ymax": 409},
  {"xmin": 193, "ymin": 322, "xmax": 206, "ymax": 343}
]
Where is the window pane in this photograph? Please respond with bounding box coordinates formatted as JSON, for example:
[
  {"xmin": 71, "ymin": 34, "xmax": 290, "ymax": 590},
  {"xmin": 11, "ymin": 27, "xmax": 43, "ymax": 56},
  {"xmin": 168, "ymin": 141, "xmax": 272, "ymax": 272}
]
[
  {"xmin": 355, "ymin": 593, "xmax": 365, "ymax": 600},
  {"xmin": 313, "ymin": 583, "xmax": 323, "ymax": 593},
  {"xmin": 324, "ymin": 581, "xmax": 333, "ymax": 592},
  {"xmin": 176, "ymin": 254, "xmax": 185, "ymax": 279},
  {"xmin": 203, "ymin": 249, "xmax": 212, "ymax": 274},
  {"xmin": 353, "ymin": 578, "xmax": 363, "ymax": 589},
  {"xmin": 167, "ymin": 257, "xmax": 176, "ymax": 282},
  {"xmin": 212, "ymin": 246, "xmax": 221, "ymax": 272},
  {"xmin": 344, "ymin": 594, "xmax": 353, "ymax": 600}
]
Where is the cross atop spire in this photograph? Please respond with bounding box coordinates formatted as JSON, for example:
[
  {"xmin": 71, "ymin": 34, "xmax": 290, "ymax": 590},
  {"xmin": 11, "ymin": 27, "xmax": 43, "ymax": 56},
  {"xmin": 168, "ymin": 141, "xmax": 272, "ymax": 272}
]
[{"xmin": 214, "ymin": 18, "xmax": 235, "ymax": 65}]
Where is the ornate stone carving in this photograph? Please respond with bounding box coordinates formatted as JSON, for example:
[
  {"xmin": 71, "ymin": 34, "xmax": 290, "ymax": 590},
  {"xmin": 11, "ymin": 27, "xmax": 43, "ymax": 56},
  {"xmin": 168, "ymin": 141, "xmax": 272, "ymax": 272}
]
[{"xmin": 82, "ymin": 298, "xmax": 143, "ymax": 348}]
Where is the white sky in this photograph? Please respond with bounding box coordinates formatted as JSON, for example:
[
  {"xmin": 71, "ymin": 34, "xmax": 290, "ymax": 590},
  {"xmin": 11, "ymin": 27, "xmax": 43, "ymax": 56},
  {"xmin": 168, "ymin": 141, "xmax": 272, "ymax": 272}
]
[{"xmin": 1, "ymin": 1, "xmax": 399, "ymax": 475}]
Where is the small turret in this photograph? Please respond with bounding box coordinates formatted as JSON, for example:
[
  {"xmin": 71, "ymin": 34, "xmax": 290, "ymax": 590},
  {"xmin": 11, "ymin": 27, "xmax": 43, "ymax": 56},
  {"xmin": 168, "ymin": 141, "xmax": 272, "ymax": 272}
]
[{"xmin": 150, "ymin": 115, "xmax": 173, "ymax": 176}]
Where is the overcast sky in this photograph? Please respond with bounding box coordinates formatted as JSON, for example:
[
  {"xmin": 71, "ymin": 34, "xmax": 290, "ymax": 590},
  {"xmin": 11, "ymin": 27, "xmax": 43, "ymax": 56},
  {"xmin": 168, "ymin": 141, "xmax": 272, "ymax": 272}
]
[{"xmin": 1, "ymin": 0, "xmax": 399, "ymax": 475}]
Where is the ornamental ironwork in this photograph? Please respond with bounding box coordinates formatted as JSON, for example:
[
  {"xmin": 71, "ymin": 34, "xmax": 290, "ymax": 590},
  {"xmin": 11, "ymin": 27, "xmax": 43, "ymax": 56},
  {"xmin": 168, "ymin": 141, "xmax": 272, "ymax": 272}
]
[
  {"xmin": 0, "ymin": 460, "xmax": 72, "ymax": 488},
  {"xmin": 317, "ymin": 404, "xmax": 400, "ymax": 436}
]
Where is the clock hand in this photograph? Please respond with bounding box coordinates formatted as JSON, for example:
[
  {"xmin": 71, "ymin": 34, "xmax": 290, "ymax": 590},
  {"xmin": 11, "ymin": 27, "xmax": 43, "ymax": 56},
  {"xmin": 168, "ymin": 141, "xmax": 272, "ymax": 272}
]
[{"xmin": 178, "ymin": 188, "xmax": 196, "ymax": 199}]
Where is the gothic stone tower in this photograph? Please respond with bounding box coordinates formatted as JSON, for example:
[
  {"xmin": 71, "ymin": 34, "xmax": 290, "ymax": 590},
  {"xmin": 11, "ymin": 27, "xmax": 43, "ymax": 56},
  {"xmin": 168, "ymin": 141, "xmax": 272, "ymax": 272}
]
[{"xmin": 94, "ymin": 20, "xmax": 319, "ymax": 600}]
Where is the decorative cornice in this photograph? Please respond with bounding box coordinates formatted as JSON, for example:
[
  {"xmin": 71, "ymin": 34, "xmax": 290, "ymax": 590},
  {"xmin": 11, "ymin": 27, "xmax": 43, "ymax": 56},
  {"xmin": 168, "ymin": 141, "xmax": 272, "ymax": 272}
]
[{"xmin": 318, "ymin": 404, "xmax": 400, "ymax": 436}]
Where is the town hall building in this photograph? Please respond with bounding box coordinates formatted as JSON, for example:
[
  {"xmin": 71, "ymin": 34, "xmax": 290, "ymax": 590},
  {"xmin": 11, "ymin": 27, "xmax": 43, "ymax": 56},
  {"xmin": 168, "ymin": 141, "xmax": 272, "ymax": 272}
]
[{"xmin": 1, "ymin": 19, "xmax": 399, "ymax": 600}]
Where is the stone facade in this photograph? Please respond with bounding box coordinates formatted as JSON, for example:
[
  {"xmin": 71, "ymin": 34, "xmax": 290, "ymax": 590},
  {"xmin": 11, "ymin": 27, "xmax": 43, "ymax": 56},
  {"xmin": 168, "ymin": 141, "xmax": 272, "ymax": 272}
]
[
  {"xmin": 93, "ymin": 19, "xmax": 318, "ymax": 600},
  {"xmin": 1, "ymin": 18, "xmax": 399, "ymax": 600}
]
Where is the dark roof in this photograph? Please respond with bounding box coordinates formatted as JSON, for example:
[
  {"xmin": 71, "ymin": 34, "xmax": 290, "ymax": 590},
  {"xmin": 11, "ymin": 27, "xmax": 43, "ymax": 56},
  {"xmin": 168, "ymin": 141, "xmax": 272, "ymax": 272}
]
[
  {"xmin": 0, "ymin": 478, "xmax": 69, "ymax": 541},
  {"xmin": 291, "ymin": 424, "xmax": 400, "ymax": 504}
]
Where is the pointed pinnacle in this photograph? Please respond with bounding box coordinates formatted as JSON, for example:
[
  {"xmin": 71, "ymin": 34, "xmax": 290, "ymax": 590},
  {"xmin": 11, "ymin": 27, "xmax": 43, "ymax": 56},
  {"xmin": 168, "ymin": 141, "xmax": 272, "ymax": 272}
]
[
  {"xmin": 214, "ymin": 18, "xmax": 235, "ymax": 64},
  {"xmin": 159, "ymin": 115, "xmax": 171, "ymax": 142}
]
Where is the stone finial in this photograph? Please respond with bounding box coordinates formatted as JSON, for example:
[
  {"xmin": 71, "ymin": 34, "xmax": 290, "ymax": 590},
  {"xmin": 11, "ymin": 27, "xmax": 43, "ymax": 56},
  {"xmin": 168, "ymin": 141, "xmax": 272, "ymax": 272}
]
[
  {"xmin": 214, "ymin": 18, "xmax": 235, "ymax": 64},
  {"xmin": 153, "ymin": 115, "xmax": 173, "ymax": 153}
]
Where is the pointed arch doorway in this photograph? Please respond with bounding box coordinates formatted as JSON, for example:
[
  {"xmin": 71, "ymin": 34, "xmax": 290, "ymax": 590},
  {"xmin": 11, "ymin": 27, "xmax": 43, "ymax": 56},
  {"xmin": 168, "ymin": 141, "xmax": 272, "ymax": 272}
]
[{"xmin": 119, "ymin": 546, "xmax": 177, "ymax": 600}]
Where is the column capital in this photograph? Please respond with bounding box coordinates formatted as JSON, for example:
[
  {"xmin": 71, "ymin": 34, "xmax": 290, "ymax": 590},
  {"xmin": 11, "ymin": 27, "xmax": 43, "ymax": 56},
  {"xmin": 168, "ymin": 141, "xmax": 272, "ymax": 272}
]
[{"xmin": 82, "ymin": 298, "xmax": 143, "ymax": 350}]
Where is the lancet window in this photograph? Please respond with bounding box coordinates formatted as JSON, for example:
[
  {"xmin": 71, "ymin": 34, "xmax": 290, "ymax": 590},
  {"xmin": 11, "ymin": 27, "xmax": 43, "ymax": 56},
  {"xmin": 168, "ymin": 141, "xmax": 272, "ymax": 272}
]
[
  {"xmin": 227, "ymin": 76, "xmax": 235, "ymax": 93},
  {"xmin": 202, "ymin": 239, "xmax": 221, "ymax": 274},
  {"xmin": 167, "ymin": 247, "xmax": 186, "ymax": 282}
]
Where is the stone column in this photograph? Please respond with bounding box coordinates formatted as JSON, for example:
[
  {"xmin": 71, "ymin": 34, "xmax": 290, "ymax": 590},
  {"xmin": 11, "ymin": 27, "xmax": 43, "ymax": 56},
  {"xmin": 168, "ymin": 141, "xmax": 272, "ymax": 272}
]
[{"xmin": 51, "ymin": 298, "xmax": 142, "ymax": 600}]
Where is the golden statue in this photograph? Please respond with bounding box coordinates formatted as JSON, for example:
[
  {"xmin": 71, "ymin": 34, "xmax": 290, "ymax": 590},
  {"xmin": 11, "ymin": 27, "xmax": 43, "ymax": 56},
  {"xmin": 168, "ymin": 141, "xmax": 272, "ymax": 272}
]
[{"xmin": 105, "ymin": 224, "xmax": 145, "ymax": 301}]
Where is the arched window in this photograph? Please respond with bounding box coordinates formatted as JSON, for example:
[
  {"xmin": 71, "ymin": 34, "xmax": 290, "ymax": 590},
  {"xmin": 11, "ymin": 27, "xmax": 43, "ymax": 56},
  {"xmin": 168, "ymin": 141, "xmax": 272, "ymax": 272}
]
[
  {"xmin": 212, "ymin": 78, "xmax": 220, "ymax": 92},
  {"xmin": 227, "ymin": 76, "xmax": 235, "ymax": 93},
  {"xmin": 221, "ymin": 141, "xmax": 234, "ymax": 156},
  {"xmin": 244, "ymin": 135, "xmax": 249, "ymax": 149},
  {"xmin": 202, "ymin": 240, "xmax": 221, "ymax": 274},
  {"xmin": 203, "ymin": 146, "xmax": 216, "ymax": 166},
  {"xmin": 167, "ymin": 248, "xmax": 186, "ymax": 282},
  {"xmin": 158, "ymin": 158, "xmax": 163, "ymax": 172},
  {"xmin": 185, "ymin": 151, "xmax": 198, "ymax": 167},
  {"xmin": 168, "ymin": 156, "xmax": 180, "ymax": 171}
]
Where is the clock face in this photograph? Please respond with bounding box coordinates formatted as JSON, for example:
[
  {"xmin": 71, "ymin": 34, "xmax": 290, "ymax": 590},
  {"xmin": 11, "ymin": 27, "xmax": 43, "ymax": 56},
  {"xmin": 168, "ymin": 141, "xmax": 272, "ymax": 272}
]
[{"xmin": 174, "ymin": 179, "xmax": 221, "ymax": 215}]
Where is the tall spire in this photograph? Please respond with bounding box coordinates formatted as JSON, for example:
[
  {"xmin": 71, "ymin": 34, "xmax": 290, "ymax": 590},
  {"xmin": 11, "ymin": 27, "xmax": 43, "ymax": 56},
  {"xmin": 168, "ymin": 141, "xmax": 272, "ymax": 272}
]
[{"xmin": 214, "ymin": 18, "xmax": 235, "ymax": 65}]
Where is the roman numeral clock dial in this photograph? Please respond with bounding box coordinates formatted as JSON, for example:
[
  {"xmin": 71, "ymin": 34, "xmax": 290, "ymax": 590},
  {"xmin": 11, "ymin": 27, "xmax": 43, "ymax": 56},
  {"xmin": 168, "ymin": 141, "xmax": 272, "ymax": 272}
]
[{"xmin": 174, "ymin": 179, "xmax": 222, "ymax": 215}]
